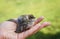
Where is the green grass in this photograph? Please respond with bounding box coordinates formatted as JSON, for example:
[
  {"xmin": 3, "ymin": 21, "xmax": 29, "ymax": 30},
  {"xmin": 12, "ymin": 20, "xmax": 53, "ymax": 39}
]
[{"xmin": 0, "ymin": 0, "xmax": 60, "ymax": 39}]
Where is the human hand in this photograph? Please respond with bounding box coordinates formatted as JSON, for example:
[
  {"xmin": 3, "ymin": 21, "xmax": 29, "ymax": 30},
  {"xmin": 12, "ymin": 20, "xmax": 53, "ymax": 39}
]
[{"xmin": 0, "ymin": 16, "xmax": 50, "ymax": 39}]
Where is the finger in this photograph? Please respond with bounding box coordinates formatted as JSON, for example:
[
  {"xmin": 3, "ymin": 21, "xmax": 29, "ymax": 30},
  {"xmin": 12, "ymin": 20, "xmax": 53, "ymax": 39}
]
[
  {"xmin": 19, "ymin": 22, "xmax": 50, "ymax": 38},
  {"xmin": 33, "ymin": 16, "xmax": 44, "ymax": 26}
]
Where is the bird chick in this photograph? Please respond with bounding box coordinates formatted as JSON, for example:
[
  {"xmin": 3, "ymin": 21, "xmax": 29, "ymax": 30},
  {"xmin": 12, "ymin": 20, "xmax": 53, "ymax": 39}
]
[{"xmin": 15, "ymin": 14, "xmax": 35, "ymax": 33}]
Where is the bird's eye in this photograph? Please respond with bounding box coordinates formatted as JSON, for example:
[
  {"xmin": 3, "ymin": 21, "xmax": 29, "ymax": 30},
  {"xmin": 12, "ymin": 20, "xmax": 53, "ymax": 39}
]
[{"xmin": 28, "ymin": 15, "xmax": 35, "ymax": 19}]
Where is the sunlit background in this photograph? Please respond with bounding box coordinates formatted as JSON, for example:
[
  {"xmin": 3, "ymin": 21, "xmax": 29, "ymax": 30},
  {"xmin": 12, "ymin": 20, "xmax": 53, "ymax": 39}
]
[{"xmin": 0, "ymin": 0, "xmax": 60, "ymax": 39}]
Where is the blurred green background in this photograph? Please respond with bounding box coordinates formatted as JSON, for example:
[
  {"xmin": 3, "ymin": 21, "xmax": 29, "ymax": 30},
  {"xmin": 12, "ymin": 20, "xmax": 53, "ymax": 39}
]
[{"xmin": 0, "ymin": 0, "xmax": 60, "ymax": 39}]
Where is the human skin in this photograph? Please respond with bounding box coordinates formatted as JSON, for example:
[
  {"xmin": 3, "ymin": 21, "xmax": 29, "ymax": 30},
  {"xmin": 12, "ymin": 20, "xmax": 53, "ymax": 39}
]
[{"xmin": 0, "ymin": 16, "xmax": 50, "ymax": 39}]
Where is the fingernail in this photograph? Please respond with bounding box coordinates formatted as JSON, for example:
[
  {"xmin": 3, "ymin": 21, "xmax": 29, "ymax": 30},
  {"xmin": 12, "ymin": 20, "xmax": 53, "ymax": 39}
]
[
  {"xmin": 40, "ymin": 16, "xmax": 44, "ymax": 19},
  {"xmin": 43, "ymin": 22, "xmax": 51, "ymax": 26}
]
